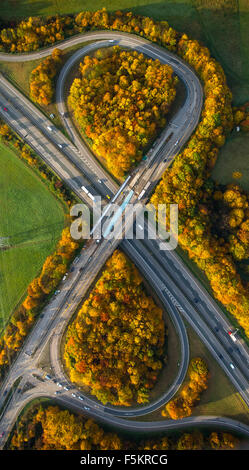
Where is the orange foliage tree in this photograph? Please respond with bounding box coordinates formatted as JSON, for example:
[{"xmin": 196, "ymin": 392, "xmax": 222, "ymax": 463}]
[
  {"xmin": 68, "ymin": 46, "xmax": 177, "ymax": 178},
  {"xmin": 64, "ymin": 250, "xmax": 166, "ymax": 406}
]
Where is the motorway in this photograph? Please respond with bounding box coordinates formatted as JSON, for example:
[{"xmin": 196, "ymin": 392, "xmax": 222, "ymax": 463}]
[{"xmin": 0, "ymin": 31, "xmax": 248, "ymax": 446}]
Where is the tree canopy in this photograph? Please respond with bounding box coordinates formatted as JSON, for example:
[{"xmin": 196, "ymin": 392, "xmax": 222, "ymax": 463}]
[
  {"xmin": 64, "ymin": 250, "xmax": 166, "ymax": 406},
  {"xmin": 68, "ymin": 46, "xmax": 177, "ymax": 178}
]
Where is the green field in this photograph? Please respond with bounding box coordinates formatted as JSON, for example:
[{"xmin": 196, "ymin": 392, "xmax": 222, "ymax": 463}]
[
  {"xmin": 0, "ymin": 1, "xmax": 248, "ymax": 102},
  {"xmin": 135, "ymin": 319, "xmax": 249, "ymax": 424},
  {"xmin": 0, "ymin": 42, "xmax": 97, "ymax": 137},
  {"xmin": 2, "ymin": 1, "xmax": 249, "ymax": 183},
  {"xmin": 212, "ymin": 132, "xmax": 249, "ymax": 192},
  {"xmin": 0, "ymin": 142, "xmax": 65, "ymax": 332},
  {"xmin": 185, "ymin": 322, "xmax": 249, "ymax": 424}
]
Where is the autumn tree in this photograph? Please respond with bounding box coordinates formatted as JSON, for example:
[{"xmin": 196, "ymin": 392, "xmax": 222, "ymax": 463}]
[
  {"xmin": 30, "ymin": 48, "xmax": 63, "ymax": 105},
  {"xmin": 68, "ymin": 46, "xmax": 177, "ymax": 178},
  {"xmin": 64, "ymin": 250, "xmax": 166, "ymax": 406}
]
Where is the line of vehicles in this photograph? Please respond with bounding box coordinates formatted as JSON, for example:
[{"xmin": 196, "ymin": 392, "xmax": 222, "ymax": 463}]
[
  {"xmin": 137, "ymin": 181, "xmax": 151, "ymax": 200},
  {"xmin": 44, "ymin": 374, "xmax": 90, "ymax": 410}
]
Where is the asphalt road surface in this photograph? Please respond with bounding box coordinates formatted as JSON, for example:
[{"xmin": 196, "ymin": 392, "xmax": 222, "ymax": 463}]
[{"xmin": 0, "ymin": 31, "xmax": 248, "ymax": 447}]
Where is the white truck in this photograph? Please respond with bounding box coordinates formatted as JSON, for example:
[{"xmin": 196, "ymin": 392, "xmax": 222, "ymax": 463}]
[{"xmin": 228, "ymin": 330, "xmax": 238, "ymax": 342}]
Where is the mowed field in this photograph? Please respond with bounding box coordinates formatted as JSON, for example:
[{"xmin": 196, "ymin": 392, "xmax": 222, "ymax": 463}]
[{"xmin": 0, "ymin": 142, "xmax": 65, "ymax": 332}]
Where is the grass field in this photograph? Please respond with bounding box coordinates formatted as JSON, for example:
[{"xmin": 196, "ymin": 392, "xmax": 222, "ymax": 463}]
[
  {"xmin": 185, "ymin": 322, "xmax": 249, "ymax": 425},
  {"xmin": 134, "ymin": 318, "xmax": 249, "ymax": 424},
  {"xmin": 0, "ymin": 142, "xmax": 65, "ymax": 332},
  {"xmin": 212, "ymin": 132, "xmax": 249, "ymax": 192},
  {"xmin": 0, "ymin": 1, "xmax": 248, "ymax": 102},
  {"xmin": 2, "ymin": 1, "xmax": 249, "ymax": 184},
  {"xmin": 0, "ymin": 43, "xmax": 94, "ymax": 135}
]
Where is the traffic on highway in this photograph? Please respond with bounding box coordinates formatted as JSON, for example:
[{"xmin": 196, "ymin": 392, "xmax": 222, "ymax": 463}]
[{"xmin": 0, "ymin": 31, "xmax": 248, "ymax": 448}]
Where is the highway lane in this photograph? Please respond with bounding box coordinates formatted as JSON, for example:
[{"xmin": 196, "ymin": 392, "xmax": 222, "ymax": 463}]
[
  {"xmin": 1, "ymin": 384, "xmax": 249, "ymax": 449},
  {"xmin": 129, "ymin": 218, "xmax": 249, "ymax": 379},
  {"xmin": 0, "ymin": 90, "xmax": 101, "ymax": 206},
  {"xmin": 123, "ymin": 239, "xmax": 249, "ymax": 407},
  {"xmin": 0, "ymin": 31, "xmax": 248, "ymax": 442},
  {"xmin": 139, "ymin": 225, "xmax": 249, "ymax": 379},
  {"xmin": 0, "ymin": 231, "xmax": 189, "ymax": 418},
  {"xmin": 48, "ymin": 241, "xmax": 189, "ymax": 418},
  {"xmin": 0, "ymin": 73, "xmax": 117, "ymax": 198},
  {"xmin": 0, "ymin": 30, "xmax": 203, "ymax": 200},
  {"xmin": 56, "ymin": 35, "xmax": 202, "ymax": 186}
]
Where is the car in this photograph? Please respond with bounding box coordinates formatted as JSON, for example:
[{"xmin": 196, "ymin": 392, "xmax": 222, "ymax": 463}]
[
  {"xmin": 45, "ymin": 374, "xmax": 52, "ymax": 380},
  {"xmin": 72, "ymin": 393, "xmax": 77, "ymax": 398},
  {"xmin": 47, "ymin": 125, "xmax": 52, "ymax": 132},
  {"xmin": 17, "ymin": 388, "xmax": 21, "ymax": 393},
  {"xmin": 70, "ymin": 266, "xmax": 75, "ymax": 272},
  {"xmin": 163, "ymin": 158, "xmax": 167, "ymax": 163},
  {"xmin": 96, "ymin": 239, "xmax": 101, "ymax": 244},
  {"xmin": 214, "ymin": 326, "xmax": 219, "ymax": 333},
  {"xmin": 78, "ymin": 396, "xmax": 84, "ymax": 401},
  {"xmin": 25, "ymin": 351, "xmax": 32, "ymax": 356},
  {"xmin": 235, "ymin": 347, "xmax": 242, "ymax": 355},
  {"xmin": 218, "ymin": 353, "xmax": 223, "ymax": 359},
  {"xmin": 58, "ymin": 144, "xmax": 63, "ymax": 149},
  {"xmin": 62, "ymin": 275, "xmax": 67, "ymax": 281},
  {"xmin": 54, "ymin": 391, "xmax": 61, "ymax": 395},
  {"xmin": 3, "ymin": 107, "xmax": 7, "ymax": 111},
  {"xmin": 106, "ymin": 194, "xmax": 111, "ymax": 199},
  {"xmin": 83, "ymin": 406, "xmax": 90, "ymax": 411},
  {"xmin": 97, "ymin": 179, "xmax": 102, "ymax": 183},
  {"xmin": 3, "ymin": 390, "xmax": 7, "ymax": 397},
  {"xmin": 193, "ymin": 297, "xmax": 199, "ymax": 303},
  {"xmin": 79, "ymin": 267, "xmax": 84, "ymax": 272},
  {"xmin": 55, "ymin": 289, "xmax": 61, "ymax": 295},
  {"xmin": 74, "ymin": 256, "xmax": 80, "ymax": 264},
  {"xmin": 57, "ymin": 382, "xmax": 63, "ymax": 388},
  {"xmin": 50, "ymin": 113, "xmax": 55, "ymax": 119},
  {"xmin": 64, "ymin": 386, "xmax": 69, "ymax": 391},
  {"xmin": 230, "ymin": 362, "xmax": 235, "ymax": 370}
]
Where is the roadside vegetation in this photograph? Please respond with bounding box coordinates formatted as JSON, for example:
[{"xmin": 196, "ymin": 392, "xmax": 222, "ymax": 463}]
[
  {"xmin": 7, "ymin": 401, "xmax": 240, "ymax": 450},
  {"xmin": 64, "ymin": 250, "xmax": 166, "ymax": 406},
  {"xmin": 138, "ymin": 321, "xmax": 249, "ymax": 424},
  {"xmin": 0, "ymin": 141, "xmax": 64, "ymax": 329},
  {"xmin": 0, "ymin": 44, "xmax": 93, "ymax": 134},
  {"xmin": 184, "ymin": 322, "xmax": 249, "ymax": 424},
  {"xmin": 162, "ymin": 357, "xmax": 210, "ymax": 419},
  {"xmin": 1, "ymin": 7, "xmax": 249, "ymax": 336},
  {"xmin": 29, "ymin": 48, "xmax": 63, "ymax": 106},
  {"xmin": 0, "ymin": 121, "xmax": 81, "ymax": 381}
]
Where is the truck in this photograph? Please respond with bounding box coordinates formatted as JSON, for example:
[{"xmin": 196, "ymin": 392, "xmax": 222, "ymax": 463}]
[{"xmin": 228, "ymin": 330, "xmax": 238, "ymax": 342}]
